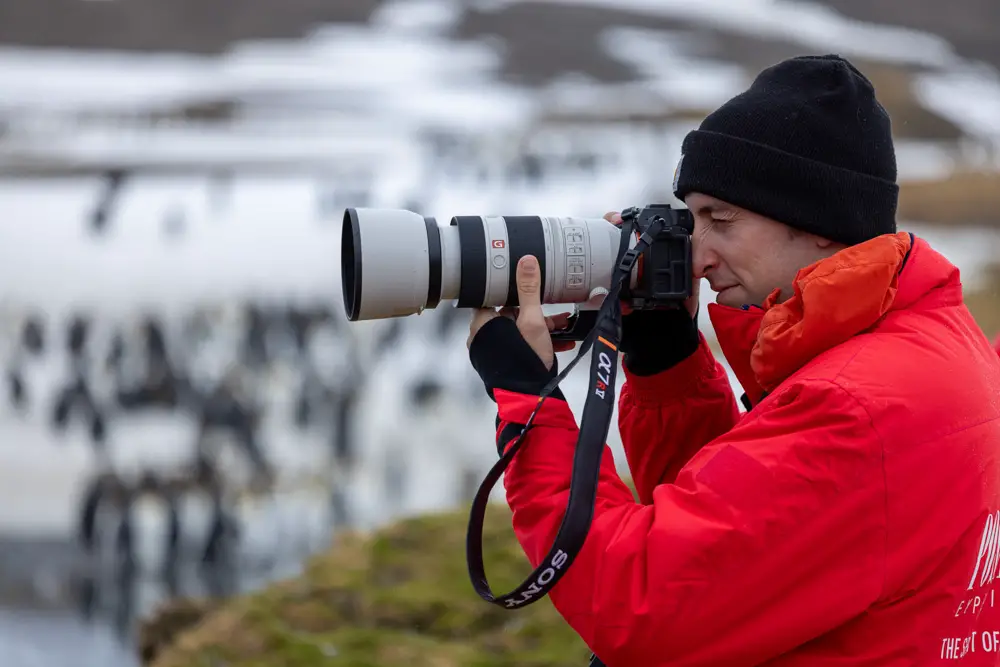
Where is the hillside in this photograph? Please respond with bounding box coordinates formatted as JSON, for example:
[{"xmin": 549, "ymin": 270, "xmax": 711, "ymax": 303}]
[
  {"xmin": 142, "ymin": 506, "xmax": 592, "ymax": 667},
  {"xmin": 1, "ymin": 0, "xmax": 995, "ymax": 72}
]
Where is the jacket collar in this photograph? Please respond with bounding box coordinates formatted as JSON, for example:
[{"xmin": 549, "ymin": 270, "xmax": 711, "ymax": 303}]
[{"xmin": 708, "ymin": 232, "xmax": 961, "ymax": 407}]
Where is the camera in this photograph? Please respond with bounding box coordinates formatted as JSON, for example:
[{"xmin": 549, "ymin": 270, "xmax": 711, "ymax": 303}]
[
  {"xmin": 616, "ymin": 204, "xmax": 694, "ymax": 308},
  {"xmin": 339, "ymin": 204, "xmax": 695, "ymax": 619},
  {"xmin": 340, "ymin": 205, "xmax": 693, "ymax": 339}
]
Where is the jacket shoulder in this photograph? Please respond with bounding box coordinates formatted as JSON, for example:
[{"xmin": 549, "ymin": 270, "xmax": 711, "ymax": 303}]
[{"xmin": 789, "ymin": 319, "xmax": 1000, "ymax": 446}]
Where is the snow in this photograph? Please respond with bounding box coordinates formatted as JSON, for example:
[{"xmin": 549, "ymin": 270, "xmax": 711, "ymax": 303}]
[
  {"xmin": 2, "ymin": 0, "xmax": 998, "ymax": 175},
  {"xmin": 598, "ymin": 27, "xmax": 749, "ymax": 110},
  {"xmin": 0, "ymin": 47, "xmax": 214, "ymax": 114},
  {"xmin": 371, "ymin": 0, "xmax": 465, "ymax": 34},
  {"xmin": 914, "ymin": 64, "xmax": 1000, "ymax": 151},
  {"xmin": 0, "ymin": 18, "xmax": 524, "ymax": 130}
]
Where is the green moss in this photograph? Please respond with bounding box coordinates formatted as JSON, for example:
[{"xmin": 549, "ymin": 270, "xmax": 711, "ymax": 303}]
[{"xmin": 147, "ymin": 505, "xmax": 592, "ymax": 667}]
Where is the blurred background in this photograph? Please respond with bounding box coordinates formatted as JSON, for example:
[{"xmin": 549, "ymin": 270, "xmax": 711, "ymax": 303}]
[{"xmin": 0, "ymin": 0, "xmax": 998, "ymax": 665}]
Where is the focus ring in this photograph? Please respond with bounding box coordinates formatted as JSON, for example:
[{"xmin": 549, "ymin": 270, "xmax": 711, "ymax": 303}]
[{"xmin": 503, "ymin": 216, "xmax": 546, "ymax": 307}]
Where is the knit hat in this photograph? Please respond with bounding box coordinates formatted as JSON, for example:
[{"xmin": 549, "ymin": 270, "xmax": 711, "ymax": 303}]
[{"xmin": 672, "ymin": 54, "xmax": 899, "ymax": 246}]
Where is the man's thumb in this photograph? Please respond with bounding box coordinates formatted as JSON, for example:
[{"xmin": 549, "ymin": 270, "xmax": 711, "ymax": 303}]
[{"xmin": 516, "ymin": 255, "xmax": 542, "ymax": 306}]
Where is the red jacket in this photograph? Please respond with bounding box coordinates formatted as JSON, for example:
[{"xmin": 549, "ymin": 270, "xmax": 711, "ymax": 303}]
[{"xmin": 494, "ymin": 232, "xmax": 1000, "ymax": 665}]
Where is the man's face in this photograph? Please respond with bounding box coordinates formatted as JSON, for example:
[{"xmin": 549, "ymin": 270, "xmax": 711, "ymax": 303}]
[{"xmin": 685, "ymin": 192, "xmax": 842, "ymax": 308}]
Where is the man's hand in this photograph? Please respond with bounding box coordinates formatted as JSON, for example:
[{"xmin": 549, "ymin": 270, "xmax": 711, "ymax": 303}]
[
  {"xmin": 468, "ymin": 255, "xmax": 575, "ymax": 371},
  {"xmin": 603, "ymin": 211, "xmax": 700, "ymax": 318}
]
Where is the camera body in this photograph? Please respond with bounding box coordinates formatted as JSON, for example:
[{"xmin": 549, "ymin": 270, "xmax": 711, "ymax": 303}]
[
  {"xmin": 548, "ymin": 204, "xmax": 694, "ymax": 341},
  {"xmin": 619, "ymin": 204, "xmax": 694, "ymax": 310}
]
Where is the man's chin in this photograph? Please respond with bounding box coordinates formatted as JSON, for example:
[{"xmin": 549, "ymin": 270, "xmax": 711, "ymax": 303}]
[{"xmin": 715, "ymin": 287, "xmax": 745, "ymax": 308}]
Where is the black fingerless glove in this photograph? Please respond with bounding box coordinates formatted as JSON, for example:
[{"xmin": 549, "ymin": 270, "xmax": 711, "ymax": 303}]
[
  {"xmin": 468, "ymin": 316, "xmax": 566, "ymax": 402},
  {"xmin": 619, "ymin": 306, "xmax": 700, "ymax": 376},
  {"xmin": 469, "ymin": 317, "xmax": 567, "ymax": 458}
]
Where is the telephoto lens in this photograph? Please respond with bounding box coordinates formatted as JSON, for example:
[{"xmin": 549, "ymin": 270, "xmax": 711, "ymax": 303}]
[{"xmin": 341, "ymin": 208, "xmax": 641, "ymax": 322}]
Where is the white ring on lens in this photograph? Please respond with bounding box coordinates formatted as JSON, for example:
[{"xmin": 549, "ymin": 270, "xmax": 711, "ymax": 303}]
[
  {"xmin": 540, "ymin": 216, "xmax": 556, "ymax": 302},
  {"xmin": 482, "ymin": 215, "xmax": 510, "ymax": 308}
]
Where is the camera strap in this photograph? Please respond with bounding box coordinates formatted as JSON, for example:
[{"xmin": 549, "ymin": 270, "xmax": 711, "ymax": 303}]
[{"xmin": 466, "ymin": 213, "xmax": 666, "ymax": 611}]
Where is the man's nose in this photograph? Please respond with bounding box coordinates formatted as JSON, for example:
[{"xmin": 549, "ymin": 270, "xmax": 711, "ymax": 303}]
[{"xmin": 691, "ymin": 234, "xmax": 717, "ymax": 280}]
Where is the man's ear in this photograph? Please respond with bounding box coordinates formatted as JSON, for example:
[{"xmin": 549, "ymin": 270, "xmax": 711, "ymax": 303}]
[{"xmin": 814, "ymin": 235, "xmax": 846, "ymax": 252}]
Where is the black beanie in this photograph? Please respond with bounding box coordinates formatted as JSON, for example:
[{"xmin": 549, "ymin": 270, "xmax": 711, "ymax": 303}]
[{"xmin": 673, "ymin": 54, "xmax": 899, "ymax": 246}]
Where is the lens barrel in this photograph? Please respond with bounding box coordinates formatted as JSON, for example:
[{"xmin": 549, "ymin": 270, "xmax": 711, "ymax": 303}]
[{"xmin": 341, "ymin": 208, "xmax": 632, "ymax": 321}]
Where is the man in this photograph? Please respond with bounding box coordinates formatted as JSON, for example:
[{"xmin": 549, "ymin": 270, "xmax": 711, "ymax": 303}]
[{"xmin": 467, "ymin": 55, "xmax": 1000, "ymax": 665}]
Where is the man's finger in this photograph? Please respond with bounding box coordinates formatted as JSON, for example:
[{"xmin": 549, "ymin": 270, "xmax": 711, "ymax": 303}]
[
  {"xmin": 546, "ymin": 312, "xmax": 572, "ymax": 331},
  {"xmin": 516, "ymin": 255, "xmax": 543, "ymax": 310}
]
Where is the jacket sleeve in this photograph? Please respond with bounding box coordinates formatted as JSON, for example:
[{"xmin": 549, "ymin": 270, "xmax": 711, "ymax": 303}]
[
  {"xmin": 618, "ymin": 335, "xmax": 741, "ymax": 504},
  {"xmin": 497, "ymin": 378, "xmax": 886, "ymax": 667}
]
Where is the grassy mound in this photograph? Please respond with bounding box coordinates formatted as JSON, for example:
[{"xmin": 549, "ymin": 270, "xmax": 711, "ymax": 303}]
[
  {"xmin": 145, "ymin": 505, "xmax": 592, "ymax": 667},
  {"xmin": 899, "ymin": 171, "xmax": 1000, "ymax": 227}
]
